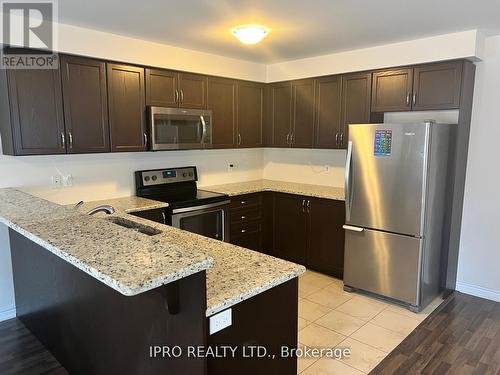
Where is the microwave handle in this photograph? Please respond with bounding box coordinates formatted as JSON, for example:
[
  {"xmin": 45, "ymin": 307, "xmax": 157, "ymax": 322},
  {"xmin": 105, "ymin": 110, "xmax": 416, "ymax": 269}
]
[{"xmin": 200, "ymin": 116, "xmax": 207, "ymax": 144}]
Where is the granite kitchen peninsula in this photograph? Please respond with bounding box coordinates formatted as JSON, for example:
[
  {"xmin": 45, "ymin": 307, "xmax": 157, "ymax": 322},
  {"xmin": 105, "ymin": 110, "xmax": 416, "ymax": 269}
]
[{"xmin": 0, "ymin": 188, "xmax": 304, "ymax": 375}]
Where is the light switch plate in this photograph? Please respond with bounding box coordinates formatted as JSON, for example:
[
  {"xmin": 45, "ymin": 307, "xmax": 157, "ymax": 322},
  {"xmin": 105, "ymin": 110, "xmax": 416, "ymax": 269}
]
[{"xmin": 209, "ymin": 308, "xmax": 232, "ymax": 335}]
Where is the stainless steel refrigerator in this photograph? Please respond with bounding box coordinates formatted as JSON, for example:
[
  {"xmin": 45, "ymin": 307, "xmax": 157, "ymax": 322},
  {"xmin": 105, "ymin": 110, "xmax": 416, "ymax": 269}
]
[{"xmin": 343, "ymin": 121, "xmax": 454, "ymax": 312}]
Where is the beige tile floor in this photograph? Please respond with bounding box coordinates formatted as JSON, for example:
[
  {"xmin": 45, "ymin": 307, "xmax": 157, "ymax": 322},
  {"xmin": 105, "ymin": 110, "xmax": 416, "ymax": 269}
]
[{"xmin": 297, "ymin": 270, "xmax": 443, "ymax": 374}]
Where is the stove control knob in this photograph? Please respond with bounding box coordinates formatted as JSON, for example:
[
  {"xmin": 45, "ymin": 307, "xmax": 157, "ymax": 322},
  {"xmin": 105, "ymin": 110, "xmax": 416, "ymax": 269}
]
[
  {"xmin": 189, "ymin": 172, "xmax": 193, "ymax": 177},
  {"xmin": 151, "ymin": 175, "xmax": 157, "ymax": 181},
  {"xmin": 183, "ymin": 172, "xmax": 187, "ymax": 177},
  {"xmin": 144, "ymin": 176, "xmax": 150, "ymax": 182}
]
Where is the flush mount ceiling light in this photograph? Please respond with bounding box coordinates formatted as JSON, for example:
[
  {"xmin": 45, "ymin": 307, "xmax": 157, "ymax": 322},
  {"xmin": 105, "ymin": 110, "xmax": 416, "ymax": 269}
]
[{"xmin": 231, "ymin": 24, "xmax": 270, "ymax": 45}]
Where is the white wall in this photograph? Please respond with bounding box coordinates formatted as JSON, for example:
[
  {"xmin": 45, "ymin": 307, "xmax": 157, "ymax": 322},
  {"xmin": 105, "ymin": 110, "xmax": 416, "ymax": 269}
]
[
  {"xmin": 267, "ymin": 30, "xmax": 483, "ymax": 82},
  {"xmin": 263, "ymin": 148, "xmax": 346, "ymax": 187},
  {"xmin": 456, "ymin": 34, "xmax": 500, "ymax": 302}
]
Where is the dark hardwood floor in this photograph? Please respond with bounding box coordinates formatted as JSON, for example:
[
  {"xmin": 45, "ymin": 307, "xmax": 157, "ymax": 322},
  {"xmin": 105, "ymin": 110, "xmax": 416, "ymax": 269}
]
[
  {"xmin": 371, "ymin": 292, "xmax": 500, "ymax": 375},
  {"xmin": 0, "ymin": 318, "xmax": 67, "ymax": 375},
  {"xmin": 1, "ymin": 292, "xmax": 498, "ymax": 375}
]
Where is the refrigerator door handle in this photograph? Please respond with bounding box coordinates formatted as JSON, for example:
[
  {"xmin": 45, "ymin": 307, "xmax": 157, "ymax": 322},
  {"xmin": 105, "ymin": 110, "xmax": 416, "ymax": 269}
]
[
  {"xmin": 343, "ymin": 225, "xmax": 364, "ymax": 232},
  {"xmin": 345, "ymin": 140, "xmax": 353, "ymax": 221}
]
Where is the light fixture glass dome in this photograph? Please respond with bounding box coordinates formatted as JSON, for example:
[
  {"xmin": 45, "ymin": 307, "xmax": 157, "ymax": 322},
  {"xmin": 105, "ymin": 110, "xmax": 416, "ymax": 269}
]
[{"xmin": 231, "ymin": 24, "xmax": 269, "ymax": 45}]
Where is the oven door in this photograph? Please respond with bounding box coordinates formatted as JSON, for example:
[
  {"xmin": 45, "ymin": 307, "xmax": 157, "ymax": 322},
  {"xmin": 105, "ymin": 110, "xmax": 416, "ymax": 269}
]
[
  {"xmin": 149, "ymin": 107, "xmax": 212, "ymax": 150},
  {"xmin": 171, "ymin": 201, "xmax": 229, "ymax": 242}
]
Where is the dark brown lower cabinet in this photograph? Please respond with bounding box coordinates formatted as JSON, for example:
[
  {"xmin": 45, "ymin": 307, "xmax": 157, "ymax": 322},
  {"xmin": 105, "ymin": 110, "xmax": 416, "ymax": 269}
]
[
  {"xmin": 229, "ymin": 192, "xmax": 345, "ymax": 278},
  {"xmin": 273, "ymin": 193, "xmax": 308, "ymax": 265},
  {"xmin": 307, "ymin": 198, "xmax": 345, "ymax": 278}
]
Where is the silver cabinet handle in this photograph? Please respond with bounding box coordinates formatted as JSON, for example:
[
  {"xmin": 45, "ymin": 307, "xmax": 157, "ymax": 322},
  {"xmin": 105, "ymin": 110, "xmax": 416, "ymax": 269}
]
[
  {"xmin": 143, "ymin": 132, "xmax": 148, "ymax": 146},
  {"xmin": 306, "ymin": 199, "xmax": 311, "ymax": 213},
  {"xmin": 290, "ymin": 132, "xmax": 294, "ymax": 145},
  {"xmin": 406, "ymin": 93, "xmax": 410, "ymax": 106},
  {"xmin": 286, "ymin": 133, "xmax": 290, "ymax": 145},
  {"xmin": 335, "ymin": 132, "xmax": 339, "ymax": 146},
  {"xmin": 240, "ymin": 200, "xmax": 246, "ymax": 204},
  {"xmin": 161, "ymin": 211, "xmax": 166, "ymax": 224},
  {"xmin": 412, "ymin": 93, "xmax": 417, "ymax": 106},
  {"xmin": 68, "ymin": 132, "xmax": 73, "ymax": 149},
  {"xmin": 343, "ymin": 225, "xmax": 364, "ymax": 232},
  {"xmin": 61, "ymin": 132, "xmax": 66, "ymax": 148},
  {"xmin": 339, "ymin": 133, "xmax": 344, "ymax": 146},
  {"xmin": 175, "ymin": 90, "xmax": 179, "ymax": 103},
  {"xmin": 301, "ymin": 199, "xmax": 306, "ymax": 213},
  {"xmin": 241, "ymin": 215, "xmax": 246, "ymax": 219},
  {"xmin": 180, "ymin": 89, "xmax": 184, "ymax": 103},
  {"xmin": 241, "ymin": 229, "xmax": 247, "ymax": 233},
  {"xmin": 237, "ymin": 133, "xmax": 242, "ymax": 145}
]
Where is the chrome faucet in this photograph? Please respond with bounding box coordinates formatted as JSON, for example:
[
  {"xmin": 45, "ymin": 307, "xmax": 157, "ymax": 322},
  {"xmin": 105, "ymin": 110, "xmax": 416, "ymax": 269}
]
[
  {"xmin": 74, "ymin": 200, "xmax": 84, "ymax": 209},
  {"xmin": 86, "ymin": 205, "xmax": 115, "ymax": 215}
]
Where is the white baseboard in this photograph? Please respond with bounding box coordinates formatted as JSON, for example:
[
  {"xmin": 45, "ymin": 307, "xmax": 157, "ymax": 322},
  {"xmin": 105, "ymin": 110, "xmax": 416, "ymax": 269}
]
[
  {"xmin": 456, "ymin": 282, "xmax": 500, "ymax": 302},
  {"xmin": 0, "ymin": 305, "xmax": 16, "ymax": 322}
]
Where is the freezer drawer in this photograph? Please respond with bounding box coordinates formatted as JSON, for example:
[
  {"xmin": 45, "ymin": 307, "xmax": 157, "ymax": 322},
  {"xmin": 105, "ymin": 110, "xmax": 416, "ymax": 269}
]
[{"xmin": 343, "ymin": 227, "xmax": 422, "ymax": 305}]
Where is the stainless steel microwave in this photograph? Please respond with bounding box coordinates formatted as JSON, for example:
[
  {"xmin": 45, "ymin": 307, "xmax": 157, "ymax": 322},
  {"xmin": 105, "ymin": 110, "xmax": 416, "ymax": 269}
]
[{"xmin": 148, "ymin": 107, "xmax": 212, "ymax": 150}]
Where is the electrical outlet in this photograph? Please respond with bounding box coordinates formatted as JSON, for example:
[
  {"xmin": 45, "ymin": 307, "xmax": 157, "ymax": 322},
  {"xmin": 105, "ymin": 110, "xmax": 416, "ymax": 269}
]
[
  {"xmin": 62, "ymin": 174, "xmax": 73, "ymax": 187},
  {"xmin": 227, "ymin": 163, "xmax": 235, "ymax": 172},
  {"xmin": 324, "ymin": 165, "xmax": 330, "ymax": 172},
  {"xmin": 209, "ymin": 308, "xmax": 232, "ymax": 335},
  {"xmin": 51, "ymin": 175, "xmax": 61, "ymax": 187}
]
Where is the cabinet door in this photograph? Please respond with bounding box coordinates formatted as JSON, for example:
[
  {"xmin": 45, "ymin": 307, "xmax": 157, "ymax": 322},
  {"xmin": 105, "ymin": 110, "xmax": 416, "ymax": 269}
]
[
  {"xmin": 371, "ymin": 68, "xmax": 413, "ymax": 112},
  {"xmin": 291, "ymin": 79, "xmax": 315, "ymax": 148},
  {"xmin": 271, "ymin": 82, "xmax": 292, "ymax": 147},
  {"xmin": 178, "ymin": 73, "xmax": 207, "ymax": 109},
  {"xmin": 262, "ymin": 85, "xmax": 273, "ymax": 146},
  {"xmin": 307, "ymin": 198, "xmax": 345, "ymax": 278},
  {"xmin": 314, "ymin": 75, "xmax": 342, "ymax": 149},
  {"xmin": 273, "ymin": 193, "xmax": 307, "ymax": 264},
  {"xmin": 236, "ymin": 81, "xmax": 263, "ymax": 147},
  {"xmin": 61, "ymin": 56, "xmax": 110, "ymax": 154},
  {"xmin": 412, "ymin": 61, "xmax": 462, "ymax": 110},
  {"xmin": 341, "ymin": 72, "xmax": 372, "ymax": 149},
  {"xmin": 207, "ymin": 77, "xmax": 236, "ymax": 148},
  {"xmin": 107, "ymin": 64, "xmax": 147, "ymax": 152},
  {"xmin": 6, "ymin": 69, "xmax": 65, "ymax": 155},
  {"xmin": 145, "ymin": 68, "xmax": 178, "ymax": 107}
]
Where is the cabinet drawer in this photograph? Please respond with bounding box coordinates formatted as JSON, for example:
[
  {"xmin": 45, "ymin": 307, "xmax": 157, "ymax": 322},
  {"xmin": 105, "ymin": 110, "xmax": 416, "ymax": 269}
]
[
  {"xmin": 230, "ymin": 220, "xmax": 261, "ymax": 236},
  {"xmin": 230, "ymin": 205, "xmax": 261, "ymax": 224},
  {"xmin": 230, "ymin": 231, "xmax": 262, "ymax": 252},
  {"xmin": 230, "ymin": 193, "xmax": 262, "ymax": 209}
]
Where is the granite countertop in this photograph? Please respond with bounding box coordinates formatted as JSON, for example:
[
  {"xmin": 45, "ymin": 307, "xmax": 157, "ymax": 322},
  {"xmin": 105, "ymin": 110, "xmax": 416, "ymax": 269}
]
[
  {"xmin": 0, "ymin": 189, "xmax": 305, "ymax": 316},
  {"xmin": 202, "ymin": 179, "xmax": 345, "ymax": 201},
  {"xmin": 0, "ymin": 189, "xmax": 212, "ymax": 296}
]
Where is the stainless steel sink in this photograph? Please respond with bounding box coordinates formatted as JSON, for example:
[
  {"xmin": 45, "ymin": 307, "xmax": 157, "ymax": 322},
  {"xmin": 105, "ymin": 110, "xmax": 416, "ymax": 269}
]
[{"xmin": 106, "ymin": 217, "xmax": 161, "ymax": 236}]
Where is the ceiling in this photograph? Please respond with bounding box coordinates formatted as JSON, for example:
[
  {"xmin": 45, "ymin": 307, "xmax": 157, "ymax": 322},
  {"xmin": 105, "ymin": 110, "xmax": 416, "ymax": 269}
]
[{"xmin": 59, "ymin": 0, "xmax": 500, "ymax": 63}]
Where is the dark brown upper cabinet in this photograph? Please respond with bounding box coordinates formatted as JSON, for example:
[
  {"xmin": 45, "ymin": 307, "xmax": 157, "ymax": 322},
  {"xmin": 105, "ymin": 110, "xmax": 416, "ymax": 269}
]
[
  {"xmin": 291, "ymin": 79, "xmax": 315, "ymax": 148},
  {"xmin": 178, "ymin": 73, "xmax": 207, "ymax": 109},
  {"xmin": 145, "ymin": 69, "xmax": 178, "ymax": 107},
  {"xmin": 412, "ymin": 61, "xmax": 462, "ymax": 110},
  {"xmin": 341, "ymin": 72, "xmax": 373, "ymax": 148},
  {"xmin": 314, "ymin": 75, "xmax": 342, "ymax": 149},
  {"xmin": 0, "ymin": 68, "xmax": 65, "ymax": 155},
  {"xmin": 371, "ymin": 68, "xmax": 413, "ymax": 112},
  {"xmin": 146, "ymin": 69, "xmax": 207, "ymax": 109},
  {"xmin": 262, "ymin": 85, "xmax": 273, "ymax": 146},
  {"xmin": 61, "ymin": 56, "xmax": 110, "ymax": 154},
  {"xmin": 236, "ymin": 81, "xmax": 263, "ymax": 147},
  {"xmin": 207, "ymin": 77, "xmax": 236, "ymax": 148},
  {"xmin": 270, "ymin": 82, "xmax": 292, "ymax": 147},
  {"xmin": 107, "ymin": 63, "xmax": 147, "ymax": 152}
]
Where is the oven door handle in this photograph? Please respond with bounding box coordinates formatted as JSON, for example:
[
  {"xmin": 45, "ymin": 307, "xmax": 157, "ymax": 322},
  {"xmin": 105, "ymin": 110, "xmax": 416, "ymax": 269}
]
[{"xmin": 171, "ymin": 200, "xmax": 231, "ymax": 214}]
